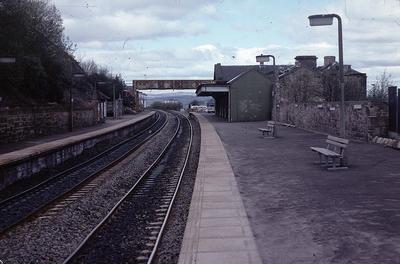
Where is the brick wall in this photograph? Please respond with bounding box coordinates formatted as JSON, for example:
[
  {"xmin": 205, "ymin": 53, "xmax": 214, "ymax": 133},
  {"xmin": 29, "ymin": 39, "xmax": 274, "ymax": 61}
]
[
  {"xmin": 0, "ymin": 105, "xmax": 99, "ymax": 144},
  {"xmin": 276, "ymin": 101, "xmax": 388, "ymax": 141}
]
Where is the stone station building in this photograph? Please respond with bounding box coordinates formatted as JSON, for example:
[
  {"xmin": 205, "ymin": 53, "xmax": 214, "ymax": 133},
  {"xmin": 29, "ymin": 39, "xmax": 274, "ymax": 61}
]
[{"xmin": 197, "ymin": 56, "xmax": 388, "ymax": 140}]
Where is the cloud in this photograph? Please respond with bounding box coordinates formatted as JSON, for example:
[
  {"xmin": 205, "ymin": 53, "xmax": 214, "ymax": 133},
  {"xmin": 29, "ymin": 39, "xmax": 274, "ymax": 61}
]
[
  {"xmin": 51, "ymin": 0, "xmax": 400, "ymax": 87},
  {"xmin": 52, "ymin": 0, "xmax": 215, "ymax": 43},
  {"xmin": 275, "ymin": 0, "xmax": 400, "ymax": 84},
  {"xmin": 201, "ymin": 4, "xmax": 217, "ymax": 16},
  {"xmin": 63, "ymin": 12, "xmax": 206, "ymax": 42}
]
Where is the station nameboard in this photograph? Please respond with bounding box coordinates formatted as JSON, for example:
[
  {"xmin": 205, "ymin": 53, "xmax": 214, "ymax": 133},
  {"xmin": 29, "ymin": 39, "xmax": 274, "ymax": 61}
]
[{"xmin": 133, "ymin": 80, "xmax": 213, "ymax": 90}]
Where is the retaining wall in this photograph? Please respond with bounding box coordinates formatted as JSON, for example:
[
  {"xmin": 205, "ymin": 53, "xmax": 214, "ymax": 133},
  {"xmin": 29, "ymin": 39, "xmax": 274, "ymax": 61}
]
[
  {"xmin": 0, "ymin": 105, "xmax": 99, "ymax": 144},
  {"xmin": 276, "ymin": 101, "xmax": 388, "ymax": 141},
  {"xmin": 0, "ymin": 112, "xmax": 156, "ymax": 190}
]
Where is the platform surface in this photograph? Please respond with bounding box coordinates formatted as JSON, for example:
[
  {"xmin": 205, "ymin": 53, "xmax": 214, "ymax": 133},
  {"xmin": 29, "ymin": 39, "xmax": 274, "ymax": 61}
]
[
  {"xmin": 198, "ymin": 113, "xmax": 400, "ymax": 264},
  {"xmin": 178, "ymin": 114, "xmax": 262, "ymax": 264},
  {"xmin": 0, "ymin": 111, "xmax": 154, "ymax": 166}
]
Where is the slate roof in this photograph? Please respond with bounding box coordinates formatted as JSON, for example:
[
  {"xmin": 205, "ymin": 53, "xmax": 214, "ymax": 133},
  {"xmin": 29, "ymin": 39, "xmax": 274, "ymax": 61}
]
[
  {"xmin": 279, "ymin": 62, "xmax": 366, "ymax": 79},
  {"xmin": 227, "ymin": 68, "xmax": 269, "ymax": 84},
  {"xmin": 317, "ymin": 62, "xmax": 366, "ymax": 76}
]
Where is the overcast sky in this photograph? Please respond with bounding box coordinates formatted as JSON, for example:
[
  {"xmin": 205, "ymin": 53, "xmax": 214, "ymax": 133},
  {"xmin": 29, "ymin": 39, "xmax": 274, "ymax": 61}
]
[{"xmin": 52, "ymin": 0, "xmax": 400, "ymax": 88}]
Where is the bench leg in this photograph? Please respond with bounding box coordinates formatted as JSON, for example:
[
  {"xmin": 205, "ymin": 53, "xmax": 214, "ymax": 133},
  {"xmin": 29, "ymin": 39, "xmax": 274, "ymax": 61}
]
[
  {"xmin": 261, "ymin": 130, "xmax": 274, "ymax": 138},
  {"xmin": 327, "ymin": 157, "xmax": 348, "ymax": 170},
  {"xmin": 331, "ymin": 157, "xmax": 336, "ymax": 169},
  {"xmin": 313, "ymin": 153, "xmax": 323, "ymax": 165}
]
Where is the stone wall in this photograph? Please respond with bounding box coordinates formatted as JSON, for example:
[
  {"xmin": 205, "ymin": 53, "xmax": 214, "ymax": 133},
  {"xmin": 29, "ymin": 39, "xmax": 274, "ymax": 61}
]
[
  {"xmin": 276, "ymin": 101, "xmax": 388, "ymax": 141},
  {"xmin": 0, "ymin": 112, "xmax": 156, "ymax": 190},
  {"xmin": 0, "ymin": 105, "xmax": 99, "ymax": 144}
]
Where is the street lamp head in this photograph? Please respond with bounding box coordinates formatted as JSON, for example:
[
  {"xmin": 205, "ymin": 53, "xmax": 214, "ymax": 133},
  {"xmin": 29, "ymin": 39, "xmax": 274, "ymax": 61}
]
[
  {"xmin": 308, "ymin": 14, "xmax": 334, "ymax": 26},
  {"xmin": 256, "ymin": 54, "xmax": 270, "ymax": 64},
  {"xmin": 97, "ymin": 81, "xmax": 107, "ymax": 85}
]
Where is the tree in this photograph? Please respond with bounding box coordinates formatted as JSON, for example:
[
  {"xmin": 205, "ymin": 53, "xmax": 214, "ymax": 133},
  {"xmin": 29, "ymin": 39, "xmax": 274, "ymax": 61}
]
[
  {"xmin": 80, "ymin": 59, "xmax": 125, "ymax": 100},
  {"xmin": 80, "ymin": 59, "xmax": 99, "ymax": 76},
  {"xmin": 151, "ymin": 101, "xmax": 182, "ymax": 111},
  {"xmin": 368, "ymin": 70, "xmax": 393, "ymax": 103},
  {"xmin": 189, "ymin": 99, "xmax": 202, "ymax": 106},
  {"xmin": 0, "ymin": 0, "xmax": 74, "ymax": 106}
]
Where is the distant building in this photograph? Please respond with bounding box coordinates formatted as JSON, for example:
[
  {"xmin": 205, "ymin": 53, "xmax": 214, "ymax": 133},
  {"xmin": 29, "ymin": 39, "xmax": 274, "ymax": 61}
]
[
  {"xmin": 197, "ymin": 56, "xmax": 366, "ymax": 123},
  {"xmin": 197, "ymin": 64, "xmax": 279, "ymax": 122},
  {"xmin": 278, "ymin": 55, "xmax": 367, "ymax": 104}
]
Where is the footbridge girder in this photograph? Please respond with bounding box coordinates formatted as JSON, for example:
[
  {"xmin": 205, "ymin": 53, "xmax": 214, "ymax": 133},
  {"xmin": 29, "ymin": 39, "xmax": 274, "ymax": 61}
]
[{"xmin": 133, "ymin": 80, "xmax": 213, "ymax": 90}]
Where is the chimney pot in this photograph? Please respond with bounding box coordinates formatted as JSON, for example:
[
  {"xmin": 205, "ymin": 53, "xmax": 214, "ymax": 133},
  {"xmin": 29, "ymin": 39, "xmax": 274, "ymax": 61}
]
[
  {"xmin": 324, "ymin": 56, "xmax": 336, "ymax": 67},
  {"xmin": 295, "ymin": 55, "xmax": 317, "ymax": 69}
]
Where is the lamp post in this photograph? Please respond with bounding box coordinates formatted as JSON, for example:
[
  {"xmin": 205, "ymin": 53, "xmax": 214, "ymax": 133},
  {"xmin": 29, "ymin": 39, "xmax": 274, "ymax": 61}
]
[
  {"xmin": 70, "ymin": 73, "xmax": 86, "ymax": 132},
  {"xmin": 308, "ymin": 13, "xmax": 345, "ymax": 137},
  {"xmin": 256, "ymin": 54, "xmax": 277, "ymax": 123},
  {"xmin": 96, "ymin": 81, "xmax": 116, "ymax": 119},
  {"xmin": 96, "ymin": 81, "xmax": 107, "ymax": 121}
]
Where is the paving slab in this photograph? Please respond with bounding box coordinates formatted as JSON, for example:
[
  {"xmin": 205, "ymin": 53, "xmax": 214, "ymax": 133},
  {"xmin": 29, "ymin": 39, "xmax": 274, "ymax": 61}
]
[
  {"xmin": 178, "ymin": 114, "xmax": 262, "ymax": 264},
  {"xmin": 204, "ymin": 113, "xmax": 400, "ymax": 264}
]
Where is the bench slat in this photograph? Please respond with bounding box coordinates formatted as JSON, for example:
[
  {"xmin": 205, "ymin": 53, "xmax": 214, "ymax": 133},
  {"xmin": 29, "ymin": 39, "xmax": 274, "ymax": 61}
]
[
  {"xmin": 310, "ymin": 147, "xmax": 342, "ymax": 157},
  {"xmin": 326, "ymin": 139, "xmax": 348, "ymax": 149},
  {"xmin": 311, "ymin": 135, "xmax": 348, "ymax": 169},
  {"xmin": 327, "ymin": 135, "xmax": 349, "ymax": 144}
]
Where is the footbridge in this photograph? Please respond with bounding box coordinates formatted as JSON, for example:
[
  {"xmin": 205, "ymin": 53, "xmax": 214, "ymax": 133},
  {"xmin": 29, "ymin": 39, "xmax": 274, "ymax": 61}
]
[{"xmin": 133, "ymin": 80, "xmax": 213, "ymax": 90}]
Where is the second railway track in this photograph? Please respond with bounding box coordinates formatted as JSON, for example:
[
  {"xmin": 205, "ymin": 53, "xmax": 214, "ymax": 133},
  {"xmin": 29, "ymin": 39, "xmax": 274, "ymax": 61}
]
[
  {"xmin": 63, "ymin": 112, "xmax": 193, "ymax": 264},
  {"xmin": 0, "ymin": 111, "xmax": 167, "ymax": 234}
]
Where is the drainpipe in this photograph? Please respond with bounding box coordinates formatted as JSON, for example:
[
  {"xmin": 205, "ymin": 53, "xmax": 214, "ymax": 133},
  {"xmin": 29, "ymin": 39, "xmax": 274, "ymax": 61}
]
[{"xmin": 228, "ymin": 88, "xmax": 232, "ymax": 122}]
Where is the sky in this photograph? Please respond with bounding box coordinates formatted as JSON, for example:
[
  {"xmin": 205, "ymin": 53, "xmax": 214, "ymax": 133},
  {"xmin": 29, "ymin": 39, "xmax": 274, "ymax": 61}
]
[{"xmin": 51, "ymin": 0, "xmax": 400, "ymax": 91}]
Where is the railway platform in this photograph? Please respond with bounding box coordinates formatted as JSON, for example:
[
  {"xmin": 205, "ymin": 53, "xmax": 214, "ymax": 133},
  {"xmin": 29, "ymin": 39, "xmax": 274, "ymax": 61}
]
[
  {"xmin": 0, "ymin": 111, "xmax": 155, "ymax": 190},
  {"xmin": 179, "ymin": 114, "xmax": 262, "ymax": 264},
  {"xmin": 0, "ymin": 111, "xmax": 154, "ymax": 156},
  {"xmin": 194, "ymin": 114, "xmax": 400, "ymax": 263}
]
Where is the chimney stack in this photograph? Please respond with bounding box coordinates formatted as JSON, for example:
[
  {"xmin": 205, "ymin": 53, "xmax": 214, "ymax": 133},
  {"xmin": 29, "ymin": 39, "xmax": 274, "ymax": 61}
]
[
  {"xmin": 295, "ymin": 55, "xmax": 317, "ymax": 69},
  {"xmin": 324, "ymin": 56, "xmax": 336, "ymax": 67}
]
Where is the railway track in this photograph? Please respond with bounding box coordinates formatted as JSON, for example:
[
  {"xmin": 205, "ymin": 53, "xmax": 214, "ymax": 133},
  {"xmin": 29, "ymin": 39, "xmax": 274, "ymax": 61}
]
[
  {"xmin": 0, "ymin": 111, "xmax": 167, "ymax": 234},
  {"xmin": 63, "ymin": 112, "xmax": 193, "ymax": 264}
]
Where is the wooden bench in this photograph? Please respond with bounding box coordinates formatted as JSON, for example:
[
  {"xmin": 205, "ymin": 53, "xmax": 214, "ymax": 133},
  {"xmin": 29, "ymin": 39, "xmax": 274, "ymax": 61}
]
[
  {"xmin": 258, "ymin": 121, "xmax": 276, "ymax": 138},
  {"xmin": 310, "ymin": 135, "xmax": 349, "ymax": 170}
]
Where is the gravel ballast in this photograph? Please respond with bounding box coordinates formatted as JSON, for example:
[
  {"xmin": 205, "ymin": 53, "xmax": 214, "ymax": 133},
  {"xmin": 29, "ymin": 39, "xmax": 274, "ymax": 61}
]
[
  {"xmin": 0, "ymin": 113, "xmax": 178, "ymax": 263},
  {"xmin": 154, "ymin": 114, "xmax": 201, "ymax": 264}
]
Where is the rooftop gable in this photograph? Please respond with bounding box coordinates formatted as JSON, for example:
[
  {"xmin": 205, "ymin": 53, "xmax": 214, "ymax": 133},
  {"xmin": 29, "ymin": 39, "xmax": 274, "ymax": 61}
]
[
  {"xmin": 214, "ymin": 63, "xmax": 291, "ymax": 83},
  {"xmin": 227, "ymin": 68, "xmax": 269, "ymax": 84}
]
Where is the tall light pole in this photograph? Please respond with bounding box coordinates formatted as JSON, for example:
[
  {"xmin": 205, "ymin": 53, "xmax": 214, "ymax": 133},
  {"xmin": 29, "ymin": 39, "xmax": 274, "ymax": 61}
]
[
  {"xmin": 308, "ymin": 13, "xmax": 345, "ymax": 137},
  {"xmin": 97, "ymin": 81, "xmax": 116, "ymax": 119},
  {"xmin": 256, "ymin": 54, "xmax": 277, "ymax": 122},
  {"xmin": 96, "ymin": 81, "xmax": 108, "ymax": 120},
  {"xmin": 70, "ymin": 73, "xmax": 86, "ymax": 132}
]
